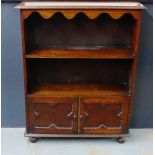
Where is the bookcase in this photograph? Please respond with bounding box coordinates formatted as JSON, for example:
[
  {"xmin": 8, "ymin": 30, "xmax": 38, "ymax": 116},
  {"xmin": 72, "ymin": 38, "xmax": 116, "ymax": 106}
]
[{"xmin": 16, "ymin": 1, "xmax": 144, "ymax": 143}]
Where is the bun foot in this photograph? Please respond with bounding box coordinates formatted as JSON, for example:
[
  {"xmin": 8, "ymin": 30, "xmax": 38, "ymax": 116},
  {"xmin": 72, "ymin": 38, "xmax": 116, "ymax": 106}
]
[
  {"xmin": 116, "ymin": 137, "xmax": 125, "ymax": 143},
  {"xmin": 29, "ymin": 137, "xmax": 39, "ymax": 143}
]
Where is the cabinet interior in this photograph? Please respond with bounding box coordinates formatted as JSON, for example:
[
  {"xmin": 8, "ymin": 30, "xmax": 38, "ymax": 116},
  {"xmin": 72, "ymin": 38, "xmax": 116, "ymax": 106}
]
[
  {"xmin": 27, "ymin": 59, "xmax": 132, "ymax": 96},
  {"xmin": 24, "ymin": 12, "xmax": 136, "ymax": 97},
  {"xmin": 24, "ymin": 12, "xmax": 136, "ymax": 53}
]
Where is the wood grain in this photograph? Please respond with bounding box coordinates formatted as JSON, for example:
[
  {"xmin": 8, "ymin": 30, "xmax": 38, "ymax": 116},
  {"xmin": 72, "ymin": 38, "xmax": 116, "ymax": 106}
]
[
  {"xmin": 26, "ymin": 48, "xmax": 133, "ymax": 59},
  {"xmin": 27, "ymin": 97, "xmax": 78, "ymax": 134},
  {"xmin": 27, "ymin": 84, "xmax": 129, "ymax": 97},
  {"xmin": 79, "ymin": 98, "xmax": 130, "ymax": 134}
]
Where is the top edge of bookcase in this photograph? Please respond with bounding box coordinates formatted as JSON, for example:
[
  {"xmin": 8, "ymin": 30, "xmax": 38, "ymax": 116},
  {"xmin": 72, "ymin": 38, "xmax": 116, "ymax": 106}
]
[{"xmin": 15, "ymin": 2, "xmax": 145, "ymax": 9}]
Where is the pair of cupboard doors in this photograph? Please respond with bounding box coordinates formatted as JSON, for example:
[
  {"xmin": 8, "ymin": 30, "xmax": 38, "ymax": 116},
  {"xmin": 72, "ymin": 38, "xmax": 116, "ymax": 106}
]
[{"xmin": 27, "ymin": 97, "xmax": 130, "ymax": 135}]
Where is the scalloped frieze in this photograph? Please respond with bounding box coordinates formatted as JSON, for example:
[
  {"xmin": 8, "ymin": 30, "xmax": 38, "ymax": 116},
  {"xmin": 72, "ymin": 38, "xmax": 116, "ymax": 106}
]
[{"xmin": 22, "ymin": 9, "xmax": 140, "ymax": 20}]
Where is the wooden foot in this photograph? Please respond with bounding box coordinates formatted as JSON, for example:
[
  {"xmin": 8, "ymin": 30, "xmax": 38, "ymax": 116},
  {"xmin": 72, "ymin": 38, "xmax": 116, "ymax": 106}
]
[
  {"xmin": 116, "ymin": 137, "xmax": 125, "ymax": 143},
  {"xmin": 29, "ymin": 137, "xmax": 39, "ymax": 143}
]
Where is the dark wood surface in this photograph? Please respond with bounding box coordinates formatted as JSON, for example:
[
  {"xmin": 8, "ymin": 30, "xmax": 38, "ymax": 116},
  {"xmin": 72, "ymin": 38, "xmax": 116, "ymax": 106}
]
[
  {"xmin": 27, "ymin": 96, "xmax": 130, "ymax": 134},
  {"xmin": 27, "ymin": 97, "xmax": 78, "ymax": 134},
  {"xmin": 18, "ymin": 5, "xmax": 142, "ymax": 140},
  {"xmin": 27, "ymin": 83, "xmax": 129, "ymax": 97},
  {"xmin": 26, "ymin": 59, "xmax": 132, "ymax": 88},
  {"xmin": 79, "ymin": 97, "xmax": 130, "ymax": 134},
  {"xmin": 26, "ymin": 48, "xmax": 133, "ymax": 59},
  {"xmin": 24, "ymin": 11, "xmax": 136, "ymax": 52}
]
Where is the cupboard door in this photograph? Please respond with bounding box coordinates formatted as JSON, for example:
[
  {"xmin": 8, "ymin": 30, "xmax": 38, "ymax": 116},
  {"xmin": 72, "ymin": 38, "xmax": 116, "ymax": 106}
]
[
  {"xmin": 79, "ymin": 98, "xmax": 130, "ymax": 134},
  {"xmin": 27, "ymin": 97, "xmax": 78, "ymax": 134}
]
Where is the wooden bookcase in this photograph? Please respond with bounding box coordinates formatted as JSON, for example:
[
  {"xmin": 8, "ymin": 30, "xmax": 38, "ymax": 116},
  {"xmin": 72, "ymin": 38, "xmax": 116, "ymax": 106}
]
[{"xmin": 16, "ymin": 1, "xmax": 144, "ymax": 143}]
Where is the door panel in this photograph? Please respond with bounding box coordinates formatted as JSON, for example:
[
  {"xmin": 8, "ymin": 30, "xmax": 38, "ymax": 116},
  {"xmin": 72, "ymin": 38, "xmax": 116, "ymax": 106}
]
[
  {"xmin": 79, "ymin": 98, "xmax": 130, "ymax": 134},
  {"xmin": 27, "ymin": 97, "xmax": 78, "ymax": 134}
]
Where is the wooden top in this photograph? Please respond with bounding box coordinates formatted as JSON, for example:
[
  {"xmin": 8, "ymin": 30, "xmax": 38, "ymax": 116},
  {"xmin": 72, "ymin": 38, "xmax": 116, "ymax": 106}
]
[{"xmin": 15, "ymin": 2, "xmax": 145, "ymax": 9}]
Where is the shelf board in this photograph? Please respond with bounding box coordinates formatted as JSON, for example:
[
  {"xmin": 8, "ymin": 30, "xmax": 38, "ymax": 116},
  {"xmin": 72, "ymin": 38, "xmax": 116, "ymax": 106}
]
[
  {"xmin": 26, "ymin": 48, "xmax": 133, "ymax": 59},
  {"xmin": 27, "ymin": 84, "xmax": 129, "ymax": 97}
]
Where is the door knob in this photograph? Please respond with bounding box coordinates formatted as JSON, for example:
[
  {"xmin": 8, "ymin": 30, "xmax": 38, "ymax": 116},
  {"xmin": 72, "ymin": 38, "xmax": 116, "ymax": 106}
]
[
  {"xmin": 80, "ymin": 115, "xmax": 83, "ymax": 118},
  {"xmin": 73, "ymin": 115, "xmax": 77, "ymax": 118}
]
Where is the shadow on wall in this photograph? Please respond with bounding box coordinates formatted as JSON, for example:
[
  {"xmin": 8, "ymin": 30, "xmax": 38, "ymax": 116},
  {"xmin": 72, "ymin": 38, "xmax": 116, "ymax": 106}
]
[{"xmin": 131, "ymin": 8, "xmax": 153, "ymax": 128}]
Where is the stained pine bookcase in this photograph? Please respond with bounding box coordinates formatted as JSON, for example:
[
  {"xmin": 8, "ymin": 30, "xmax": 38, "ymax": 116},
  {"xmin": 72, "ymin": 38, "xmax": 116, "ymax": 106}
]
[{"xmin": 16, "ymin": 1, "xmax": 144, "ymax": 143}]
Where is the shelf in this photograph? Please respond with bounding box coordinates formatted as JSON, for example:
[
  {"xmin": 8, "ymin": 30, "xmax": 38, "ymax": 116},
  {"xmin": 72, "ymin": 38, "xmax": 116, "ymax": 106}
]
[
  {"xmin": 27, "ymin": 84, "xmax": 129, "ymax": 97},
  {"xmin": 26, "ymin": 48, "xmax": 133, "ymax": 59}
]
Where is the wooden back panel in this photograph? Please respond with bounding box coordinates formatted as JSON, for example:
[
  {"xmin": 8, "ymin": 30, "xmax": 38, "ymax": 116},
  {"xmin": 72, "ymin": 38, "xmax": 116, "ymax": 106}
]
[{"xmin": 24, "ymin": 13, "xmax": 135, "ymax": 51}]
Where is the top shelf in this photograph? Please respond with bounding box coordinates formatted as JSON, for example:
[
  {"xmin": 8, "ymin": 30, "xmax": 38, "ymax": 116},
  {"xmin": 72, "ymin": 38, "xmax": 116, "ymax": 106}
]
[{"xmin": 15, "ymin": 2, "xmax": 145, "ymax": 10}]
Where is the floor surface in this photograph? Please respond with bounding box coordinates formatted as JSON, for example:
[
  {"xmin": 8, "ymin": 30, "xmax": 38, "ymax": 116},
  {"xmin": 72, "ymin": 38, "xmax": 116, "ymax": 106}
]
[{"xmin": 2, "ymin": 128, "xmax": 153, "ymax": 155}]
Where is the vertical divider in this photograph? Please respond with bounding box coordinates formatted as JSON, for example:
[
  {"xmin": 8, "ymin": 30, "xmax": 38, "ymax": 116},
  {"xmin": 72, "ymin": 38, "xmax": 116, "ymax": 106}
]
[{"xmin": 78, "ymin": 97, "xmax": 81, "ymax": 134}]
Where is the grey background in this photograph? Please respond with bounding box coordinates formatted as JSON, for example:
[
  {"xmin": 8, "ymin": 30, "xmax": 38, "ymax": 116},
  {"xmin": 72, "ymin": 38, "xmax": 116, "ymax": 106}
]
[{"xmin": 1, "ymin": 2, "xmax": 153, "ymax": 128}]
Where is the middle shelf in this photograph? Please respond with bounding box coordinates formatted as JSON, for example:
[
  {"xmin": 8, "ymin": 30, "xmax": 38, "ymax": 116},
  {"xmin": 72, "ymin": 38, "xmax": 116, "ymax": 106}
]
[
  {"xmin": 27, "ymin": 83, "xmax": 129, "ymax": 97},
  {"xmin": 26, "ymin": 47, "xmax": 133, "ymax": 59}
]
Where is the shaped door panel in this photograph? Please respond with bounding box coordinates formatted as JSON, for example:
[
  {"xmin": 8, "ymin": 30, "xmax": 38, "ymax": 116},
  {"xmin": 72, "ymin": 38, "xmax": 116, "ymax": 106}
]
[
  {"xmin": 79, "ymin": 98, "xmax": 130, "ymax": 134},
  {"xmin": 27, "ymin": 97, "xmax": 78, "ymax": 134}
]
